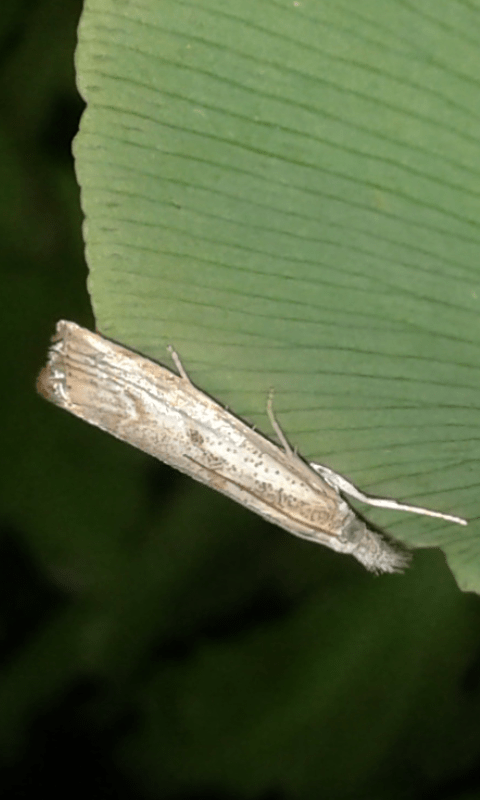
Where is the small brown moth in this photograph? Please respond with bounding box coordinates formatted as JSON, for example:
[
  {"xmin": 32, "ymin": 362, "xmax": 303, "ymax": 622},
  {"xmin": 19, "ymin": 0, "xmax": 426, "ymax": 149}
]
[{"xmin": 37, "ymin": 321, "xmax": 467, "ymax": 574}]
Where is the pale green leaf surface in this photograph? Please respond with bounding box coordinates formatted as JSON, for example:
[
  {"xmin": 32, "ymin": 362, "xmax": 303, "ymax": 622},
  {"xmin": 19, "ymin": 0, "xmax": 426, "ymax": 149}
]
[{"xmin": 74, "ymin": 0, "xmax": 480, "ymax": 590}]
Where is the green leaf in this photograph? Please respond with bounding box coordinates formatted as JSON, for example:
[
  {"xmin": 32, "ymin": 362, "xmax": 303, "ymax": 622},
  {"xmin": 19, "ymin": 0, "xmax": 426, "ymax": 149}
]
[{"xmin": 74, "ymin": 0, "xmax": 480, "ymax": 591}]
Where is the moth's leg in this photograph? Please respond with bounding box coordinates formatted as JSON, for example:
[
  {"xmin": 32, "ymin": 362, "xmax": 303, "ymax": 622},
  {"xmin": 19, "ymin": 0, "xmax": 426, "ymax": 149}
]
[
  {"xmin": 266, "ymin": 391, "xmax": 294, "ymax": 457},
  {"xmin": 168, "ymin": 345, "xmax": 192, "ymax": 384},
  {"xmin": 310, "ymin": 461, "xmax": 467, "ymax": 526}
]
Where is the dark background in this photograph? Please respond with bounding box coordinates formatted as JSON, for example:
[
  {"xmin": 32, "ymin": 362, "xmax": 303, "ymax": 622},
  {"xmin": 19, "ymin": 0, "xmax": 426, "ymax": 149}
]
[{"xmin": 2, "ymin": 2, "xmax": 480, "ymax": 799}]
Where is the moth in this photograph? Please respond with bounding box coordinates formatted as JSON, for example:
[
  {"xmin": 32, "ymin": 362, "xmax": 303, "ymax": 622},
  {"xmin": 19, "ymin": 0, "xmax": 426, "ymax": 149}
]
[{"xmin": 37, "ymin": 321, "xmax": 467, "ymax": 574}]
